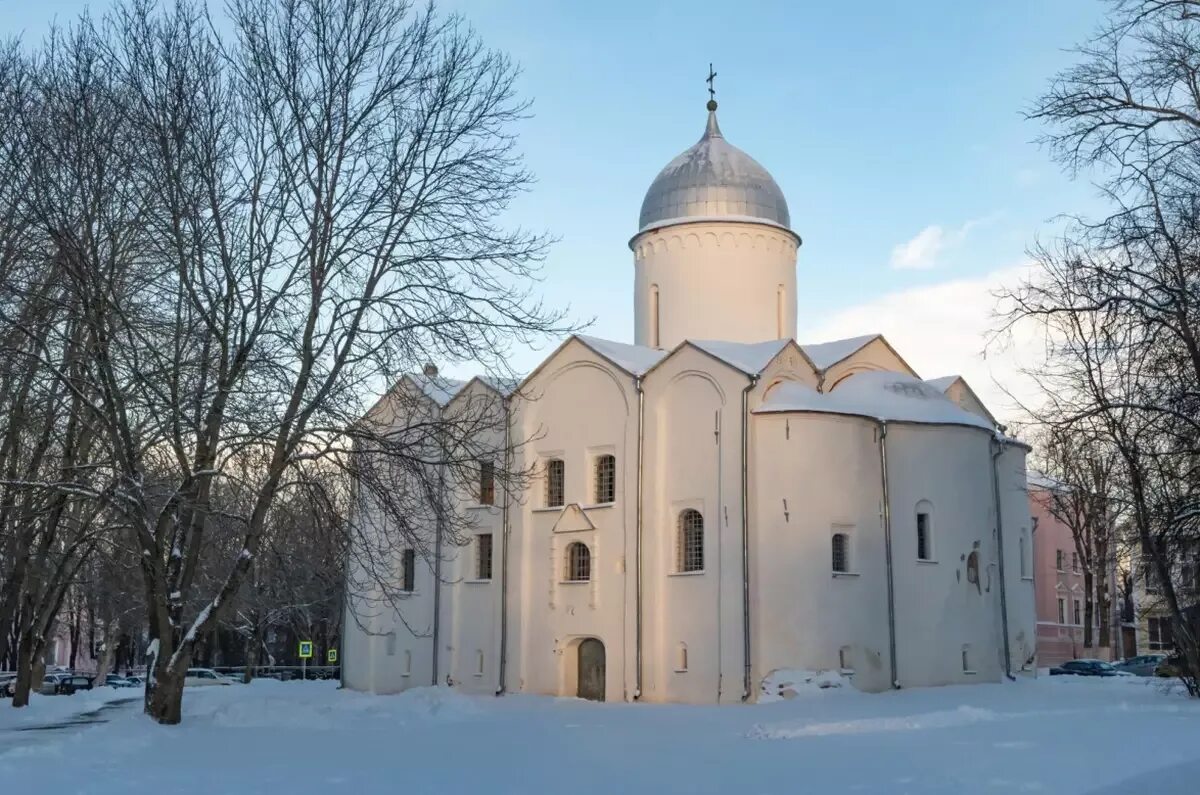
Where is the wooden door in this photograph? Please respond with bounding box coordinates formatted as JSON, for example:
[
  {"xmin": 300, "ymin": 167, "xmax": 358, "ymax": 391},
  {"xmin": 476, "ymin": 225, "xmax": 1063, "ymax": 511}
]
[{"xmin": 577, "ymin": 638, "xmax": 605, "ymax": 702}]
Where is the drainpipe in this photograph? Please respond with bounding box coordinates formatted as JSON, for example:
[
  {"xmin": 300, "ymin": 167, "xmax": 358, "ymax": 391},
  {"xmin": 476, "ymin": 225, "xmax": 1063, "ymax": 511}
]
[
  {"xmin": 741, "ymin": 374, "xmax": 759, "ymax": 701},
  {"xmin": 634, "ymin": 377, "xmax": 645, "ymax": 700},
  {"xmin": 877, "ymin": 421, "xmax": 899, "ymax": 689},
  {"xmin": 432, "ymin": 423, "xmax": 445, "ymax": 686},
  {"xmin": 990, "ymin": 437, "xmax": 1015, "ymax": 680},
  {"xmin": 496, "ymin": 396, "xmax": 513, "ymax": 695}
]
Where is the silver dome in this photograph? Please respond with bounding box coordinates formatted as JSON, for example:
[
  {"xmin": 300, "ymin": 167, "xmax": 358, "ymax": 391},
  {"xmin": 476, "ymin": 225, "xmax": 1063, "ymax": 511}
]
[{"xmin": 637, "ymin": 108, "xmax": 791, "ymax": 233}]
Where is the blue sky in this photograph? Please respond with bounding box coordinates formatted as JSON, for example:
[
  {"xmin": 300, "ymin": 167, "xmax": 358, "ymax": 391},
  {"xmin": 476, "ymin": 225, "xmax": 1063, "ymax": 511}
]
[{"xmin": 3, "ymin": 1, "xmax": 1110, "ymax": 417}]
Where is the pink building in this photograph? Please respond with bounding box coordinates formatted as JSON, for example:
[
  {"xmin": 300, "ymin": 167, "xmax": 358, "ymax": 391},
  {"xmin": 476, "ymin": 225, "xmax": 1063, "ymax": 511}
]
[{"xmin": 1029, "ymin": 476, "xmax": 1114, "ymax": 666}]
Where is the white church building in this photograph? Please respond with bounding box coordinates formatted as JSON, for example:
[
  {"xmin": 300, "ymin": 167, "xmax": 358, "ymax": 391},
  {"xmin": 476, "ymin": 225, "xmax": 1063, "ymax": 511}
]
[{"xmin": 343, "ymin": 97, "xmax": 1037, "ymax": 703}]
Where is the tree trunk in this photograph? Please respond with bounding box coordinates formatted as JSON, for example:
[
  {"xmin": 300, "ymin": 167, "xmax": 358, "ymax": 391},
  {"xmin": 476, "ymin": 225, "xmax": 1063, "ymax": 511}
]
[
  {"xmin": 1083, "ymin": 571, "xmax": 1095, "ymax": 648},
  {"xmin": 69, "ymin": 610, "xmax": 81, "ymax": 670},
  {"xmin": 92, "ymin": 620, "xmax": 117, "ymax": 687},
  {"xmin": 9, "ymin": 630, "xmax": 36, "ymax": 708},
  {"xmin": 146, "ymin": 663, "xmax": 186, "ymax": 725}
]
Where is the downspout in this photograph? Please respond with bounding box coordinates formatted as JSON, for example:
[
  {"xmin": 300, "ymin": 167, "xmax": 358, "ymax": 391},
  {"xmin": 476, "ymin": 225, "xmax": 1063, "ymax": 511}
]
[
  {"xmin": 990, "ymin": 437, "xmax": 1015, "ymax": 680},
  {"xmin": 877, "ymin": 421, "xmax": 899, "ymax": 689},
  {"xmin": 634, "ymin": 376, "xmax": 645, "ymax": 699},
  {"xmin": 741, "ymin": 374, "xmax": 759, "ymax": 701},
  {"xmin": 432, "ymin": 422, "xmax": 445, "ymax": 686},
  {"xmin": 496, "ymin": 396, "xmax": 512, "ymax": 695}
]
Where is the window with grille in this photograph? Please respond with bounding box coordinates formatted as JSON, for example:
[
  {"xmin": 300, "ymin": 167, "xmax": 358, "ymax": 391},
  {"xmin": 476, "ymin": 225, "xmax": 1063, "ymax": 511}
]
[
  {"xmin": 594, "ymin": 454, "xmax": 616, "ymax": 504},
  {"xmin": 1056, "ymin": 549, "xmax": 1065, "ymax": 571},
  {"xmin": 1071, "ymin": 552, "xmax": 1079, "ymax": 573},
  {"xmin": 476, "ymin": 534, "xmax": 493, "ymax": 580},
  {"xmin": 1144, "ymin": 559, "xmax": 1160, "ymax": 593},
  {"xmin": 832, "ymin": 533, "xmax": 849, "ymax": 573},
  {"xmin": 401, "ymin": 549, "xmax": 416, "ymax": 592},
  {"xmin": 1057, "ymin": 597, "xmax": 1066, "ymax": 625},
  {"xmin": 677, "ymin": 509, "xmax": 704, "ymax": 572},
  {"xmin": 1149, "ymin": 616, "xmax": 1174, "ymax": 651},
  {"xmin": 1073, "ymin": 599, "xmax": 1082, "ymax": 625},
  {"xmin": 916, "ymin": 510, "xmax": 931, "ymax": 561},
  {"xmin": 479, "ymin": 460, "xmax": 495, "ymax": 505},
  {"xmin": 545, "ymin": 458, "xmax": 565, "ymax": 507},
  {"xmin": 565, "ymin": 542, "xmax": 590, "ymax": 582}
]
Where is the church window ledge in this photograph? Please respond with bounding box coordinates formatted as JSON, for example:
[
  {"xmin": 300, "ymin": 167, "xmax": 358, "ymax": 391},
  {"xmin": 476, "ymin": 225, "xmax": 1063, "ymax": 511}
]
[
  {"xmin": 463, "ymin": 578, "xmax": 492, "ymax": 585},
  {"xmin": 831, "ymin": 571, "xmax": 860, "ymax": 579},
  {"xmin": 579, "ymin": 502, "xmax": 615, "ymax": 510},
  {"xmin": 465, "ymin": 503, "xmax": 497, "ymax": 511},
  {"xmin": 558, "ymin": 579, "xmax": 590, "ymax": 586},
  {"xmin": 531, "ymin": 506, "xmax": 564, "ymax": 514},
  {"xmin": 916, "ymin": 558, "xmax": 939, "ymax": 565},
  {"xmin": 668, "ymin": 570, "xmax": 705, "ymax": 577}
]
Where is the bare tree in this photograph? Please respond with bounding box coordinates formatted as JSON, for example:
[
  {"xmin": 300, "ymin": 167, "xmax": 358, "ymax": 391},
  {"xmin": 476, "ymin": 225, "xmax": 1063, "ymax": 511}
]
[{"xmin": 4, "ymin": 0, "xmax": 566, "ymax": 723}]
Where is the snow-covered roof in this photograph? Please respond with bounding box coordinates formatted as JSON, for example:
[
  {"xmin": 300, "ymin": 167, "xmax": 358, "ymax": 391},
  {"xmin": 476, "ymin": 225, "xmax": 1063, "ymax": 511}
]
[
  {"xmin": 1027, "ymin": 470, "xmax": 1068, "ymax": 491},
  {"xmin": 406, "ymin": 374, "xmax": 468, "ymax": 406},
  {"xmin": 576, "ymin": 335, "xmax": 668, "ymax": 376},
  {"xmin": 689, "ymin": 339, "xmax": 791, "ymax": 375},
  {"xmin": 924, "ymin": 375, "xmax": 960, "ymax": 393},
  {"xmin": 799, "ymin": 334, "xmax": 880, "ymax": 371},
  {"xmin": 755, "ymin": 371, "xmax": 994, "ymax": 431}
]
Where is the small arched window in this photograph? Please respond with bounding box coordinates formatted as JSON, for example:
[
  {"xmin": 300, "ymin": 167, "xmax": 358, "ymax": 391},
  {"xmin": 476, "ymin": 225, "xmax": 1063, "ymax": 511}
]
[
  {"xmin": 676, "ymin": 643, "xmax": 688, "ymax": 672},
  {"xmin": 649, "ymin": 284, "xmax": 661, "ymax": 348},
  {"xmin": 565, "ymin": 542, "xmax": 591, "ymax": 582},
  {"xmin": 594, "ymin": 454, "xmax": 616, "ymax": 504},
  {"xmin": 677, "ymin": 509, "xmax": 704, "ymax": 572},
  {"xmin": 916, "ymin": 500, "xmax": 933, "ymax": 561},
  {"xmin": 831, "ymin": 533, "xmax": 849, "ymax": 573},
  {"xmin": 475, "ymin": 650, "xmax": 485, "ymax": 677},
  {"xmin": 776, "ymin": 284, "xmax": 785, "ymax": 339},
  {"xmin": 545, "ymin": 458, "xmax": 565, "ymax": 507}
]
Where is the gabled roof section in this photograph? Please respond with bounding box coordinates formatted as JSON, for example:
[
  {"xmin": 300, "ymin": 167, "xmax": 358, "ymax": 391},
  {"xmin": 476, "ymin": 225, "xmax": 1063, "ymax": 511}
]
[
  {"xmin": 925, "ymin": 374, "xmax": 998, "ymax": 425},
  {"xmin": 575, "ymin": 335, "xmax": 668, "ymax": 376},
  {"xmin": 800, "ymin": 334, "xmax": 881, "ymax": 371},
  {"xmin": 405, "ymin": 373, "xmax": 468, "ymax": 406},
  {"xmin": 924, "ymin": 375, "xmax": 960, "ymax": 393},
  {"xmin": 688, "ymin": 339, "xmax": 791, "ymax": 375}
]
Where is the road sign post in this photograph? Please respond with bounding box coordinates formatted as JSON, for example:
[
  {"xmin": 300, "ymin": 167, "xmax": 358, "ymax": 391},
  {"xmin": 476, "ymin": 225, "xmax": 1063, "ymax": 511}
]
[{"xmin": 299, "ymin": 640, "xmax": 313, "ymax": 680}]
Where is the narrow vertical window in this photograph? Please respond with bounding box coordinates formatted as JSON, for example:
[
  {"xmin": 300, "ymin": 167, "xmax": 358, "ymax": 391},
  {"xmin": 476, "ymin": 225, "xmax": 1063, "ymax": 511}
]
[
  {"xmin": 961, "ymin": 645, "xmax": 972, "ymax": 673},
  {"xmin": 565, "ymin": 542, "xmax": 591, "ymax": 582},
  {"xmin": 479, "ymin": 460, "xmax": 495, "ymax": 505},
  {"xmin": 403, "ymin": 650, "xmax": 412, "ymax": 675},
  {"xmin": 401, "ymin": 549, "xmax": 416, "ymax": 592},
  {"xmin": 650, "ymin": 284, "xmax": 660, "ymax": 348},
  {"xmin": 1073, "ymin": 599, "xmax": 1082, "ymax": 625},
  {"xmin": 838, "ymin": 646, "xmax": 853, "ymax": 672},
  {"xmin": 476, "ymin": 534, "xmax": 493, "ymax": 580},
  {"xmin": 831, "ymin": 533, "xmax": 849, "ymax": 574},
  {"xmin": 476, "ymin": 650, "xmax": 485, "ymax": 676},
  {"xmin": 1056, "ymin": 549, "xmax": 1064, "ymax": 571},
  {"xmin": 385, "ymin": 632, "xmax": 397, "ymax": 657},
  {"xmin": 1019, "ymin": 530, "xmax": 1029, "ymax": 578},
  {"xmin": 776, "ymin": 284, "xmax": 785, "ymax": 339},
  {"xmin": 1071, "ymin": 552, "xmax": 1080, "ymax": 573},
  {"xmin": 1057, "ymin": 597, "xmax": 1066, "ymax": 625},
  {"xmin": 916, "ymin": 504, "xmax": 932, "ymax": 561},
  {"xmin": 677, "ymin": 509, "xmax": 704, "ymax": 573},
  {"xmin": 594, "ymin": 454, "xmax": 616, "ymax": 504},
  {"xmin": 545, "ymin": 458, "xmax": 565, "ymax": 507},
  {"xmin": 676, "ymin": 643, "xmax": 688, "ymax": 672}
]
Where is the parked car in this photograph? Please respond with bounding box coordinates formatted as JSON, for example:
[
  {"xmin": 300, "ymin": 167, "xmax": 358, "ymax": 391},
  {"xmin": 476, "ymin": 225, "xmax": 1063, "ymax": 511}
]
[
  {"xmin": 0, "ymin": 673, "xmax": 16, "ymax": 697},
  {"xmin": 184, "ymin": 668, "xmax": 233, "ymax": 687},
  {"xmin": 39, "ymin": 675, "xmax": 65, "ymax": 695},
  {"xmin": 1114, "ymin": 654, "xmax": 1166, "ymax": 677},
  {"xmin": 1049, "ymin": 659, "xmax": 1131, "ymax": 677},
  {"xmin": 103, "ymin": 674, "xmax": 138, "ymax": 688},
  {"xmin": 1156, "ymin": 652, "xmax": 1191, "ymax": 678}
]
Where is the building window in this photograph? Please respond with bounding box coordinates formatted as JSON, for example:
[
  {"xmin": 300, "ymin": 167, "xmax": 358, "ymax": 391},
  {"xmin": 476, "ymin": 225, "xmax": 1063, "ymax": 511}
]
[
  {"xmin": 403, "ymin": 650, "xmax": 412, "ymax": 675},
  {"xmin": 832, "ymin": 533, "xmax": 849, "ymax": 574},
  {"xmin": 1056, "ymin": 549, "xmax": 1065, "ymax": 572},
  {"xmin": 676, "ymin": 643, "xmax": 688, "ymax": 673},
  {"xmin": 962, "ymin": 645, "xmax": 973, "ymax": 673},
  {"xmin": 565, "ymin": 542, "xmax": 591, "ymax": 582},
  {"xmin": 1057, "ymin": 597, "xmax": 1066, "ymax": 625},
  {"xmin": 1144, "ymin": 559, "xmax": 1160, "ymax": 594},
  {"xmin": 776, "ymin": 284, "xmax": 785, "ymax": 339},
  {"xmin": 401, "ymin": 549, "xmax": 416, "ymax": 592},
  {"xmin": 476, "ymin": 534, "xmax": 493, "ymax": 580},
  {"xmin": 916, "ymin": 503, "xmax": 933, "ymax": 561},
  {"xmin": 1073, "ymin": 599, "xmax": 1082, "ymax": 625},
  {"xmin": 838, "ymin": 646, "xmax": 853, "ymax": 673},
  {"xmin": 385, "ymin": 632, "xmax": 397, "ymax": 657},
  {"xmin": 594, "ymin": 454, "xmax": 616, "ymax": 504},
  {"xmin": 650, "ymin": 284, "xmax": 660, "ymax": 348},
  {"xmin": 1019, "ymin": 530, "xmax": 1029, "ymax": 578},
  {"xmin": 677, "ymin": 509, "xmax": 704, "ymax": 573},
  {"xmin": 1149, "ymin": 616, "xmax": 1174, "ymax": 651},
  {"xmin": 545, "ymin": 458, "xmax": 565, "ymax": 507},
  {"xmin": 479, "ymin": 460, "xmax": 495, "ymax": 505},
  {"xmin": 475, "ymin": 650, "xmax": 485, "ymax": 677},
  {"xmin": 1071, "ymin": 552, "xmax": 1080, "ymax": 573}
]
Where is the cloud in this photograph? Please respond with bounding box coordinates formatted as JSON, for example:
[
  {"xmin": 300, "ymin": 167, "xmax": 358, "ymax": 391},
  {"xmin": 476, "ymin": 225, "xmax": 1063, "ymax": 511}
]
[
  {"xmin": 799, "ymin": 263, "xmax": 1048, "ymax": 426},
  {"xmin": 889, "ymin": 214, "xmax": 1001, "ymax": 270},
  {"xmin": 1015, "ymin": 168, "xmax": 1040, "ymax": 187}
]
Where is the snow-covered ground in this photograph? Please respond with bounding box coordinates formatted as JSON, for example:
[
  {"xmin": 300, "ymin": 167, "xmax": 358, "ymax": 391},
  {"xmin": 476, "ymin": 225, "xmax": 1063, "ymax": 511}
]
[{"xmin": 2, "ymin": 675, "xmax": 1198, "ymax": 794}]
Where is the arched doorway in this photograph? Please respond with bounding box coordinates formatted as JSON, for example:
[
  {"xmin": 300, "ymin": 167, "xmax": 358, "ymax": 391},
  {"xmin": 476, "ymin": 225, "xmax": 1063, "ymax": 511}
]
[{"xmin": 577, "ymin": 638, "xmax": 605, "ymax": 701}]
